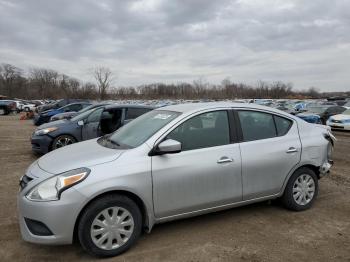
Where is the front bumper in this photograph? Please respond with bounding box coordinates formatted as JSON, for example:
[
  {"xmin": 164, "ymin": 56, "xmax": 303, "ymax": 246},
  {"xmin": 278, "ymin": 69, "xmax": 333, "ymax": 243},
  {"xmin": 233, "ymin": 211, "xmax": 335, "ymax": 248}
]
[
  {"xmin": 31, "ymin": 135, "xmax": 53, "ymax": 154},
  {"xmin": 18, "ymin": 186, "xmax": 87, "ymax": 245},
  {"xmin": 326, "ymin": 122, "xmax": 350, "ymax": 131}
]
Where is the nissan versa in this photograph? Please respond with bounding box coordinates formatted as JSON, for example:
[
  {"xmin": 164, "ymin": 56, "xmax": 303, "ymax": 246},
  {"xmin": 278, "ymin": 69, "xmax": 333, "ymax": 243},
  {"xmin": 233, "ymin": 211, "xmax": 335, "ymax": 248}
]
[{"xmin": 18, "ymin": 103, "xmax": 335, "ymax": 257}]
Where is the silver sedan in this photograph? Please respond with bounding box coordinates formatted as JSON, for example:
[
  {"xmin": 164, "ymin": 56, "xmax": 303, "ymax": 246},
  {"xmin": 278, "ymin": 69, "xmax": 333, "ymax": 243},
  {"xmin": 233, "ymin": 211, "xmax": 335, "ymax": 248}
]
[{"xmin": 18, "ymin": 102, "xmax": 335, "ymax": 257}]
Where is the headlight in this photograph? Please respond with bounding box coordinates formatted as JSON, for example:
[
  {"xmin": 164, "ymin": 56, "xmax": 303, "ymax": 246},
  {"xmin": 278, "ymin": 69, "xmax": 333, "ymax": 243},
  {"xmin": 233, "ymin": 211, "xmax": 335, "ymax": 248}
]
[
  {"xmin": 34, "ymin": 127, "xmax": 58, "ymax": 136},
  {"xmin": 343, "ymin": 119, "xmax": 350, "ymax": 123},
  {"xmin": 26, "ymin": 168, "xmax": 90, "ymax": 201}
]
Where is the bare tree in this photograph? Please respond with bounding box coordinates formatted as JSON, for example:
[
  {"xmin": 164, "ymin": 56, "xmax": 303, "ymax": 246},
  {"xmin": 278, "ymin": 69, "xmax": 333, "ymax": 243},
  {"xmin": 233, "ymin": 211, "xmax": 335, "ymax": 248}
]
[
  {"xmin": 93, "ymin": 67, "xmax": 113, "ymax": 100},
  {"xmin": 305, "ymin": 87, "xmax": 320, "ymax": 98},
  {"xmin": 0, "ymin": 63, "xmax": 22, "ymax": 97},
  {"xmin": 29, "ymin": 68, "xmax": 59, "ymax": 98}
]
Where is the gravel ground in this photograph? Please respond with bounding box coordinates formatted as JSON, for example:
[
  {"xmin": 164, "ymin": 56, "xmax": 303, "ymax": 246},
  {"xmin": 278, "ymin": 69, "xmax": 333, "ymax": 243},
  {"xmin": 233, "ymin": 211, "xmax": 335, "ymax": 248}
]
[{"xmin": 0, "ymin": 115, "xmax": 349, "ymax": 262}]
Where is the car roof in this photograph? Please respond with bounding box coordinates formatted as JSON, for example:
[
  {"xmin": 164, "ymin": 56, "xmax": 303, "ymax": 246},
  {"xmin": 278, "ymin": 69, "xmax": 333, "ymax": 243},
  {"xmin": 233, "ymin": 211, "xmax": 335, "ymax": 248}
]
[
  {"xmin": 104, "ymin": 104, "xmax": 155, "ymax": 110},
  {"xmin": 61, "ymin": 102, "xmax": 91, "ymax": 107},
  {"xmin": 160, "ymin": 102, "xmax": 290, "ymax": 115}
]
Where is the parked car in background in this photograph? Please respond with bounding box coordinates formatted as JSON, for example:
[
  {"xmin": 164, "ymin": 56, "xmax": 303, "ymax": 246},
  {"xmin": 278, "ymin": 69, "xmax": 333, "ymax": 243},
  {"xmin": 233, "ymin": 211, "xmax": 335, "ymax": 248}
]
[
  {"xmin": 34, "ymin": 102, "xmax": 92, "ymax": 126},
  {"xmin": 36, "ymin": 99, "xmax": 89, "ymax": 113},
  {"xmin": 50, "ymin": 103, "xmax": 111, "ymax": 122},
  {"xmin": 11, "ymin": 100, "xmax": 24, "ymax": 112},
  {"xmin": 20, "ymin": 102, "xmax": 37, "ymax": 112},
  {"xmin": 326, "ymin": 108, "xmax": 350, "ymax": 131},
  {"xmin": 31, "ymin": 104, "xmax": 154, "ymax": 154},
  {"xmin": 31, "ymin": 100, "xmax": 44, "ymax": 106},
  {"xmin": 343, "ymin": 101, "xmax": 350, "ymax": 109},
  {"xmin": 19, "ymin": 103, "xmax": 335, "ymax": 257},
  {"xmin": 297, "ymin": 106, "xmax": 346, "ymax": 124},
  {"xmin": 0, "ymin": 100, "xmax": 16, "ymax": 115}
]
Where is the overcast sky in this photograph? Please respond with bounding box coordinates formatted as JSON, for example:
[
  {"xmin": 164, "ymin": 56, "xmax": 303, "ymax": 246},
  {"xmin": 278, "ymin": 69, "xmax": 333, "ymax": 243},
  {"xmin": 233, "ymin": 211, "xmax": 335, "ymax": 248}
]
[{"xmin": 0, "ymin": 0, "xmax": 349, "ymax": 91}]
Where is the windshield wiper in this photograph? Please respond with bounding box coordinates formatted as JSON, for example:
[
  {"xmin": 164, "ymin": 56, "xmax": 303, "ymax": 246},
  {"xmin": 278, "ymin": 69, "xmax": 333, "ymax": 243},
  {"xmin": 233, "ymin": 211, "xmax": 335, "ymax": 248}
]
[
  {"xmin": 104, "ymin": 135, "xmax": 120, "ymax": 146},
  {"xmin": 107, "ymin": 138, "xmax": 120, "ymax": 146}
]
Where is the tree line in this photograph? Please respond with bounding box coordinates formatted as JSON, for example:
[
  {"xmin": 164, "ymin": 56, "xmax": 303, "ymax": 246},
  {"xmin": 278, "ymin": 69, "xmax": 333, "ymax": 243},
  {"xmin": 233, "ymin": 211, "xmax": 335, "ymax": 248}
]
[{"xmin": 0, "ymin": 63, "xmax": 346, "ymax": 100}]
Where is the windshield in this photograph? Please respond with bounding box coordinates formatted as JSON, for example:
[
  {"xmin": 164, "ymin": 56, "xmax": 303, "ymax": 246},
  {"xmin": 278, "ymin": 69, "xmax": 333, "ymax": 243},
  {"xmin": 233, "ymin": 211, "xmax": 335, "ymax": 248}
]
[
  {"xmin": 105, "ymin": 110, "xmax": 181, "ymax": 148},
  {"xmin": 78, "ymin": 104, "xmax": 96, "ymax": 113},
  {"xmin": 71, "ymin": 108, "xmax": 96, "ymax": 122}
]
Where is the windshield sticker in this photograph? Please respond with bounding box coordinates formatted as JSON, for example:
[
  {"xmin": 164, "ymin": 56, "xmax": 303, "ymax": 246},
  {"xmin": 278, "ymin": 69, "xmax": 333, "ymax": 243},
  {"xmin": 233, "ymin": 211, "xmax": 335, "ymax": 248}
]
[{"xmin": 153, "ymin": 113, "xmax": 173, "ymax": 120}]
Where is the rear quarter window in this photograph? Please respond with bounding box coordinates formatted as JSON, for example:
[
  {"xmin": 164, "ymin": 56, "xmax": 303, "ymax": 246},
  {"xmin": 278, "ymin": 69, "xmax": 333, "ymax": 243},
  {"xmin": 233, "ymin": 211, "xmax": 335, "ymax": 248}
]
[{"xmin": 274, "ymin": 115, "xmax": 292, "ymax": 136}]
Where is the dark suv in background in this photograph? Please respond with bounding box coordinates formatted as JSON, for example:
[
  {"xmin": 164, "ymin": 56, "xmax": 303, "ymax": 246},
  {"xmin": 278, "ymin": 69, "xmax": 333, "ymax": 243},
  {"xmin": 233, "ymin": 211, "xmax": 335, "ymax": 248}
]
[
  {"xmin": 31, "ymin": 104, "xmax": 154, "ymax": 154},
  {"xmin": 36, "ymin": 99, "xmax": 90, "ymax": 113}
]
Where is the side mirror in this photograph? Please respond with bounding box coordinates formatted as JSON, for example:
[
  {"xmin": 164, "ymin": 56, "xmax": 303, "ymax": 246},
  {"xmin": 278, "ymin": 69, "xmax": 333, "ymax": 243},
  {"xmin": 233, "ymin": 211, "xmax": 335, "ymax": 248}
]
[
  {"xmin": 151, "ymin": 139, "xmax": 181, "ymax": 156},
  {"xmin": 77, "ymin": 120, "xmax": 84, "ymax": 126}
]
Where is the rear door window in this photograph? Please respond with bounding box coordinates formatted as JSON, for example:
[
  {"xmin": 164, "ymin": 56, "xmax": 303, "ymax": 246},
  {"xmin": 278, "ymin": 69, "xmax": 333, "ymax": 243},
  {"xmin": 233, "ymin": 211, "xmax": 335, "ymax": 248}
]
[{"xmin": 238, "ymin": 111, "xmax": 276, "ymax": 141}]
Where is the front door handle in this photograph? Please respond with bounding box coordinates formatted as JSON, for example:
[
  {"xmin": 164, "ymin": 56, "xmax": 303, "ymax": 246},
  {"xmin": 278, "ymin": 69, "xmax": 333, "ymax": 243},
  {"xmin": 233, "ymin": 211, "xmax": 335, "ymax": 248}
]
[
  {"xmin": 286, "ymin": 147, "xmax": 298, "ymax": 153},
  {"xmin": 217, "ymin": 157, "xmax": 233, "ymax": 164}
]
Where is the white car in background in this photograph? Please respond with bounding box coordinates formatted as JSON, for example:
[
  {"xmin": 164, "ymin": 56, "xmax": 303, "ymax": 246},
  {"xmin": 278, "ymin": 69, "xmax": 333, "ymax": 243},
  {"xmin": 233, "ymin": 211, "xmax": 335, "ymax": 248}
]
[
  {"xmin": 13, "ymin": 101, "xmax": 24, "ymax": 112},
  {"xmin": 20, "ymin": 102, "xmax": 37, "ymax": 112},
  {"xmin": 327, "ymin": 108, "xmax": 350, "ymax": 131}
]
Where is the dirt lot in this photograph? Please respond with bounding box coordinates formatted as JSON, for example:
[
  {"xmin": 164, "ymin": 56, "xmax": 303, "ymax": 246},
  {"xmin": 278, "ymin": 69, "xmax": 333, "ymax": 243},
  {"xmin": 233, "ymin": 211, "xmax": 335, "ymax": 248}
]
[{"xmin": 0, "ymin": 115, "xmax": 349, "ymax": 262}]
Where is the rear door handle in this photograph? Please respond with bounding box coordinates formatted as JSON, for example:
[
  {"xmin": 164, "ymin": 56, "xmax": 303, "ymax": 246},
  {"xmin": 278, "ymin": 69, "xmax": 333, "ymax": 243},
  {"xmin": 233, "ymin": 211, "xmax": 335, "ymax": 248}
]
[
  {"xmin": 286, "ymin": 147, "xmax": 298, "ymax": 153},
  {"xmin": 217, "ymin": 157, "xmax": 233, "ymax": 164}
]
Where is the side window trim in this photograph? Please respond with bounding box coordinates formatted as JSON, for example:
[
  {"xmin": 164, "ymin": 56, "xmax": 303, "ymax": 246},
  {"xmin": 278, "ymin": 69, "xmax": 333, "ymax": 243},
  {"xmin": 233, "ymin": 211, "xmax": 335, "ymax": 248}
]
[
  {"xmin": 232, "ymin": 110, "xmax": 244, "ymax": 142},
  {"xmin": 272, "ymin": 115, "xmax": 278, "ymax": 137},
  {"xmin": 228, "ymin": 110, "xmax": 239, "ymax": 143}
]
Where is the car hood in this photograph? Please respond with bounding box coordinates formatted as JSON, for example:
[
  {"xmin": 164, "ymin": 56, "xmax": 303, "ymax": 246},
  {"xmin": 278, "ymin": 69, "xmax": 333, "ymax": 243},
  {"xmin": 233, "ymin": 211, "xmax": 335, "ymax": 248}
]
[
  {"xmin": 37, "ymin": 139, "xmax": 124, "ymax": 174},
  {"xmin": 330, "ymin": 114, "xmax": 350, "ymax": 121},
  {"xmin": 37, "ymin": 119, "xmax": 69, "ymax": 129}
]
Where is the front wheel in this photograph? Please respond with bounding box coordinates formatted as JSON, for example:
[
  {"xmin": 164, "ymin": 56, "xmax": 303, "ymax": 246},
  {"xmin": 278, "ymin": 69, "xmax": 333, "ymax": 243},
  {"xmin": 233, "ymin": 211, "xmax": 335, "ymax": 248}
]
[
  {"xmin": 78, "ymin": 195, "xmax": 142, "ymax": 257},
  {"xmin": 281, "ymin": 167, "xmax": 318, "ymax": 211},
  {"xmin": 51, "ymin": 135, "xmax": 76, "ymax": 150}
]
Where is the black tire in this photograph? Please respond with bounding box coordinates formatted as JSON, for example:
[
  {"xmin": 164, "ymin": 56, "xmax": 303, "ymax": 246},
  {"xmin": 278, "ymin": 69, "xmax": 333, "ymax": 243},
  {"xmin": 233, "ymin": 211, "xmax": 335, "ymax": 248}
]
[
  {"xmin": 78, "ymin": 194, "xmax": 142, "ymax": 257},
  {"xmin": 24, "ymin": 107, "xmax": 30, "ymax": 112},
  {"xmin": 281, "ymin": 167, "xmax": 318, "ymax": 211},
  {"xmin": 51, "ymin": 135, "xmax": 76, "ymax": 150}
]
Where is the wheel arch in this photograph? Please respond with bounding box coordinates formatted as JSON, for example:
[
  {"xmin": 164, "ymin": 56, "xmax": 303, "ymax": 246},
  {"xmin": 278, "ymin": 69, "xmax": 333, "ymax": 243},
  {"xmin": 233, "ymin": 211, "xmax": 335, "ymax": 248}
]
[
  {"xmin": 280, "ymin": 163, "xmax": 321, "ymax": 196},
  {"xmin": 72, "ymin": 190, "xmax": 150, "ymax": 244}
]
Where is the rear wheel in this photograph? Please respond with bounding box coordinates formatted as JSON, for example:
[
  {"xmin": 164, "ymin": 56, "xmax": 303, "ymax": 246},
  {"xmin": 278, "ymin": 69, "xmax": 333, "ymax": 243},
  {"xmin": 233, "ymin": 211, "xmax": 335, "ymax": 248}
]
[
  {"xmin": 51, "ymin": 135, "xmax": 76, "ymax": 150},
  {"xmin": 281, "ymin": 167, "xmax": 318, "ymax": 211},
  {"xmin": 78, "ymin": 195, "xmax": 142, "ymax": 257}
]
